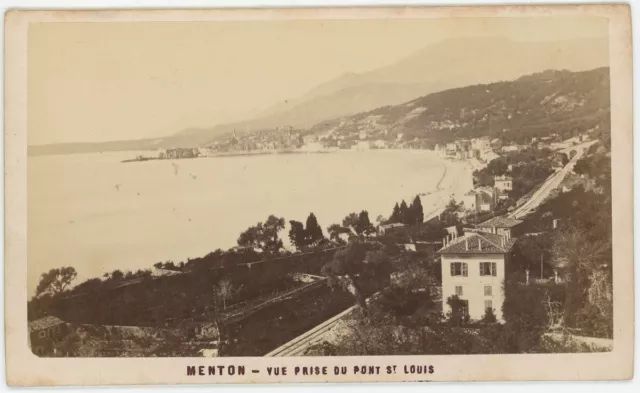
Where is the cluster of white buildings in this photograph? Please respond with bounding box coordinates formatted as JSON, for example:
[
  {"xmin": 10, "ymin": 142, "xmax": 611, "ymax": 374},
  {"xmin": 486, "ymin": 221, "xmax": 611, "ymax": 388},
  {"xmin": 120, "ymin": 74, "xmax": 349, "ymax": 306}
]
[
  {"xmin": 462, "ymin": 175, "xmax": 513, "ymax": 214},
  {"xmin": 435, "ymin": 137, "xmax": 493, "ymax": 161}
]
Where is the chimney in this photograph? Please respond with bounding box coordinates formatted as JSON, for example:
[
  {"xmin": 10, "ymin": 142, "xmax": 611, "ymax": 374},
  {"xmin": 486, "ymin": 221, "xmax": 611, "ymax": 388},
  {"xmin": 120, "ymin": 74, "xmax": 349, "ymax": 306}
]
[
  {"xmin": 465, "ymin": 239, "xmax": 469, "ymax": 251},
  {"xmin": 501, "ymin": 237, "xmax": 505, "ymax": 247},
  {"xmin": 478, "ymin": 238, "xmax": 482, "ymax": 250}
]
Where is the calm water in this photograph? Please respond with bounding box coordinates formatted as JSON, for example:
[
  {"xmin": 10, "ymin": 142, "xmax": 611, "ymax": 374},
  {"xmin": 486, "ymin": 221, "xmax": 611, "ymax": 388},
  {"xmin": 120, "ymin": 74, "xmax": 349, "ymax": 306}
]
[{"xmin": 28, "ymin": 149, "xmax": 470, "ymax": 295}]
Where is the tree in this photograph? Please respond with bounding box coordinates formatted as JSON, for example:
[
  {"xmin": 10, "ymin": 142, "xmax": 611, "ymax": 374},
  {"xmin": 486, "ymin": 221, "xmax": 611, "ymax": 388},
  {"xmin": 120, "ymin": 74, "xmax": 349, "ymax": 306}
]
[
  {"xmin": 322, "ymin": 242, "xmax": 392, "ymax": 317},
  {"xmin": 440, "ymin": 199, "xmax": 462, "ymax": 227},
  {"xmin": 410, "ymin": 195, "xmax": 424, "ymax": 225},
  {"xmin": 559, "ymin": 152, "xmax": 569, "ymax": 166},
  {"xmin": 288, "ymin": 220, "xmax": 307, "ymax": 251},
  {"xmin": 362, "ymin": 250, "xmax": 393, "ymax": 289},
  {"xmin": 215, "ymin": 279, "xmax": 234, "ymax": 311},
  {"xmin": 342, "ymin": 213, "xmax": 360, "ymax": 236},
  {"xmin": 573, "ymin": 152, "xmax": 612, "ymax": 196},
  {"xmin": 264, "ymin": 215, "xmax": 286, "ymax": 250},
  {"xmin": 551, "ymin": 226, "xmax": 610, "ymax": 329},
  {"xmin": 446, "ymin": 295, "xmax": 470, "ymax": 326},
  {"xmin": 237, "ymin": 215, "xmax": 285, "ymax": 254},
  {"xmin": 36, "ymin": 267, "xmax": 77, "ymax": 297},
  {"xmin": 389, "ymin": 202, "xmax": 402, "ymax": 223},
  {"xmin": 511, "ymin": 234, "xmax": 553, "ymax": 277},
  {"xmin": 110, "ymin": 270, "xmax": 124, "ymax": 280},
  {"xmin": 305, "ymin": 213, "xmax": 324, "ymax": 245},
  {"xmin": 328, "ymin": 224, "xmax": 351, "ymax": 244},
  {"xmin": 399, "ymin": 200, "xmax": 410, "ymax": 224},
  {"xmin": 482, "ymin": 307, "xmax": 498, "ymax": 324},
  {"xmin": 322, "ymin": 241, "xmax": 369, "ymax": 313},
  {"xmin": 356, "ymin": 210, "xmax": 375, "ymax": 236},
  {"xmin": 501, "ymin": 278, "xmax": 550, "ymax": 352}
]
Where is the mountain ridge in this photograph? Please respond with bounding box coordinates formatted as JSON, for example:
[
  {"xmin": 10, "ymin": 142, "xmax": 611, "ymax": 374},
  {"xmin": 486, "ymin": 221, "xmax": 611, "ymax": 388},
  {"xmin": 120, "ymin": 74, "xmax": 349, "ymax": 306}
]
[
  {"xmin": 320, "ymin": 66, "xmax": 610, "ymax": 147},
  {"xmin": 29, "ymin": 37, "xmax": 609, "ymax": 156}
]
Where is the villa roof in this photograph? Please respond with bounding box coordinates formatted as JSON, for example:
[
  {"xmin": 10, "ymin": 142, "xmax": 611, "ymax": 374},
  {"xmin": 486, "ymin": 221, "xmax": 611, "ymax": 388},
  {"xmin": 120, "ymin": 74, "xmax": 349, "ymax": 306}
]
[
  {"xmin": 28, "ymin": 316, "xmax": 65, "ymax": 333},
  {"xmin": 476, "ymin": 215, "xmax": 523, "ymax": 229},
  {"xmin": 438, "ymin": 232, "xmax": 517, "ymax": 255}
]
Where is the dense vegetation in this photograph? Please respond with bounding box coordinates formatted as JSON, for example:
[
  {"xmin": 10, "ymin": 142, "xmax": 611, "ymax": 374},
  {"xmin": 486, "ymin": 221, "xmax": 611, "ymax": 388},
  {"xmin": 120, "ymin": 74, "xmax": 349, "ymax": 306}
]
[
  {"xmin": 324, "ymin": 68, "xmax": 610, "ymax": 147},
  {"xmin": 386, "ymin": 195, "xmax": 424, "ymax": 226},
  {"xmin": 473, "ymin": 147, "xmax": 560, "ymax": 202}
]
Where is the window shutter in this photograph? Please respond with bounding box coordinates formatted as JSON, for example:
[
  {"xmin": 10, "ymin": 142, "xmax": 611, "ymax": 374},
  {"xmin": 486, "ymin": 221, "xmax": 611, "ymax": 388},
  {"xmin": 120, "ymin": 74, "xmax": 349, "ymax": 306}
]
[
  {"xmin": 480, "ymin": 263, "xmax": 485, "ymax": 276},
  {"xmin": 492, "ymin": 262, "xmax": 497, "ymax": 276},
  {"xmin": 463, "ymin": 263, "xmax": 468, "ymax": 277},
  {"xmin": 450, "ymin": 263, "xmax": 455, "ymax": 276}
]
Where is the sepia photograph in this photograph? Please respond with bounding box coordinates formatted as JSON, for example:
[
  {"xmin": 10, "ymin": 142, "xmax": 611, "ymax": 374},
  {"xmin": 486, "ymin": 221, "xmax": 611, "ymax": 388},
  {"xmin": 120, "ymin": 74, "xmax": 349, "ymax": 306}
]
[{"xmin": 3, "ymin": 4, "xmax": 634, "ymax": 385}]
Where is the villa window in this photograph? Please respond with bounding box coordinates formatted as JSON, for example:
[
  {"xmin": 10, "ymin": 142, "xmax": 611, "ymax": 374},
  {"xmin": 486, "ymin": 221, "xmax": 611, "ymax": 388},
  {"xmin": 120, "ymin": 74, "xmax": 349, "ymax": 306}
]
[
  {"xmin": 455, "ymin": 286, "xmax": 463, "ymax": 296},
  {"xmin": 484, "ymin": 300, "xmax": 493, "ymax": 310},
  {"xmin": 484, "ymin": 285, "xmax": 493, "ymax": 296},
  {"xmin": 39, "ymin": 330, "xmax": 46, "ymax": 338},
  {"xmin": 450, "ymin": 262, "xmax": 468, "ymax": 277},
  {"xmin": 480, "ymin": 262, "xmax": 497, "ymax": 276}
]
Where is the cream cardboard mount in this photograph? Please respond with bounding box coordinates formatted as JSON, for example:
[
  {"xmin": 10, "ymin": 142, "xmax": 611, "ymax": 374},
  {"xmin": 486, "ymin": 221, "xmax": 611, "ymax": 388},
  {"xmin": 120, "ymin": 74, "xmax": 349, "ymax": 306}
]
[{"xmin": 3, "ymin": 4, "xmax": 634, "ymax": 386}]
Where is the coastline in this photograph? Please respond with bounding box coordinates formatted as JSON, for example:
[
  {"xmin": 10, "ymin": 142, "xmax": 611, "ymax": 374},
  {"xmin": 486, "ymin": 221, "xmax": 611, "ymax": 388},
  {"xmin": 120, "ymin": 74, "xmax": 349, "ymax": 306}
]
[
  {"xmin": 121, "ymin": 148, "xmax": 337, "ymax": 163},
  {"xmin": 422, "ymin": 159, "xmax": 475, "ymax": 222},
  {"xmin": 28, "ymin": 149, "xmax": 475, "ymax": 294}
]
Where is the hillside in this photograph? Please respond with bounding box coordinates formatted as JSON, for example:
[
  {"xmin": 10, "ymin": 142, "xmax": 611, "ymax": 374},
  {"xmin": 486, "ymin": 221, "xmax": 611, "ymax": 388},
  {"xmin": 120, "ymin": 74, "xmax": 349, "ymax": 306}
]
[
  {"xmin": 252, "ymin": 36, "xmax": 608, "ymax": 128},
  {"xmin": 322, "ymin": 67, "xmax": 610, "ymax": 146}
]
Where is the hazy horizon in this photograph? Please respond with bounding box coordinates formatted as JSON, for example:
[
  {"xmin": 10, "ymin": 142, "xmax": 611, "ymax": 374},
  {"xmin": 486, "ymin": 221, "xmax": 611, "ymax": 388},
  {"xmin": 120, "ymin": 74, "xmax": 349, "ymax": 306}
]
[{"xmin": 28, "ymin": 17, "xmax": 608, "ymax": 145}]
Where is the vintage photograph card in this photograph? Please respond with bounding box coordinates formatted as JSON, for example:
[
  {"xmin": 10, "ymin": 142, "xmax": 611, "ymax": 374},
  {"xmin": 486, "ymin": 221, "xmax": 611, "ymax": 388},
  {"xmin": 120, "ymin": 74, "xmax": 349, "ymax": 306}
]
[{"xmin": 4, "ymin": 4, "xmax": 634, "ymax": 386}]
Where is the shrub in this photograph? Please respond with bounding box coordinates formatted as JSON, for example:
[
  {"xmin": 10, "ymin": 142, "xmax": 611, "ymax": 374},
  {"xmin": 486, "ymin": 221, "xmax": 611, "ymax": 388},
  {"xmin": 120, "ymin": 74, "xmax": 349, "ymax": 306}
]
[
  {"xmin": 377, "ymin": 287, "xmax": 421, "ymax": 317},
  {"xmin": 446, "ymin": 295, "xmax": 470, "ymax": 326},
  {"xmin": 482, "ymin": 307, "xmax": 498, "ymax": 324}
]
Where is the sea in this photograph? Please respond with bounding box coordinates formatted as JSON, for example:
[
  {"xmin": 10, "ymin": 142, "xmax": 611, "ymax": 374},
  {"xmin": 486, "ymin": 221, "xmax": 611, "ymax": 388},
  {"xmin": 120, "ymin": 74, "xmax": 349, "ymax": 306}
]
[{"xmin": 27, "ymin": 149, "xmax": 472, "ymax": 295}]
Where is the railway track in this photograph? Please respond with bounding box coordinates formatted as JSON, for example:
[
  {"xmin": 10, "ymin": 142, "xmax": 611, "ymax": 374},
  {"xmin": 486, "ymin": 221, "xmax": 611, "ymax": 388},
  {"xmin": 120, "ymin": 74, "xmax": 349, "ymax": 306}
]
[
  {"xmin": 510, "ymin": 140, "xmax": 597, "ymax": 219},
  {"xmin": 265, "ymin": 292, "xmax": 380, "ymax": 357}
]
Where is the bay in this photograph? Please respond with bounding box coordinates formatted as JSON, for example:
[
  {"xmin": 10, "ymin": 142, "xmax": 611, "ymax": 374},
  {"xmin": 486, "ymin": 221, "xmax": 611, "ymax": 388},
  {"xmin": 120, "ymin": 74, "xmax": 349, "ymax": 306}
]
[{"xmin": 27, "ymin": 149, "xmax": 472, "ymax": 295}]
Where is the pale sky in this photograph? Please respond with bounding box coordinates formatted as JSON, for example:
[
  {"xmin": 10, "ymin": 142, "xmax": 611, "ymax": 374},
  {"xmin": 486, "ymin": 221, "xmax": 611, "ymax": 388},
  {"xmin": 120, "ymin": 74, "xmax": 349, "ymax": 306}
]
[{"xmin": 28, "ymin": 17, "xmax": 608, "ymax": 145}]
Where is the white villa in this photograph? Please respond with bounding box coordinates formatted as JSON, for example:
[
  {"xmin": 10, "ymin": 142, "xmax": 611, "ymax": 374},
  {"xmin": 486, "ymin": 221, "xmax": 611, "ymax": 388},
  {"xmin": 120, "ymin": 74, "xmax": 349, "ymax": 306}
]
[
  {"xmin": 438, "ymin": 229, "xmax": 517, "ymax": 322},
  {"xmin": 462, "ymin": 186, "xmax": 497, "ymax": 213},
  {"xmin": 494, "ymin": 175, "xmax": 513, "ymax": 196}
]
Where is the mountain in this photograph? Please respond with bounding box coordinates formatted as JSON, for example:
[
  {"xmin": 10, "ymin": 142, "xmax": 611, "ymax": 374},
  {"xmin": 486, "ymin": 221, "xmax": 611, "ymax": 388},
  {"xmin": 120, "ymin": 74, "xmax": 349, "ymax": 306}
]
[
  {"xmin": 248, "ymin": 36, "xmax": 608, "ymax": 123},
  {"xmin": 29, "ymin": 37, "xmax": 609, "ymax": 156},
  {"xmin": 324, "ymin": 67, "xmax": 610, "ymax": 146}
]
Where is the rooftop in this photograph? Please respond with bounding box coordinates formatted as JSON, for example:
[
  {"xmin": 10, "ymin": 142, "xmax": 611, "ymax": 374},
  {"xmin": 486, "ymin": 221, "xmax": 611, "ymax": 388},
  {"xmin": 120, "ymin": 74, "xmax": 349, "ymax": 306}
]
[
  {"xmin": 380, "ymin": 223, "xmax": 405, "ymax": 229},
  {"xmin": 476, "ymin": 215, "xmax": 523, "ymax": 229},
  {"xmin": 438, "ymin": 232, "xmax": 517, "ymax": 254},
  {"xmin": 28, "ymin": 316, "xmax": 65, "ymax": 333}
]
